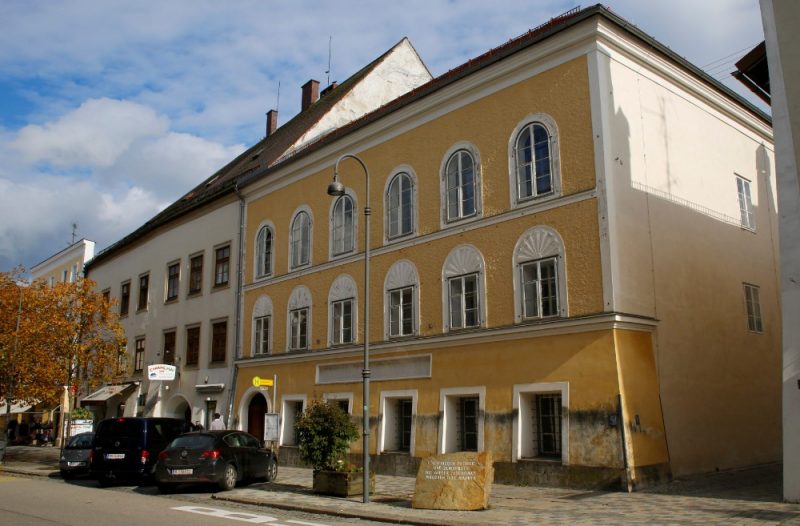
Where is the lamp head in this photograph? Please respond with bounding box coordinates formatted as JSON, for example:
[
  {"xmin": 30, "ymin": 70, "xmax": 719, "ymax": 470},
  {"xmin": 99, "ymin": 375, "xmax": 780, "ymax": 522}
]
[{"xmin": 327, "ymin": 175, "xmax": 345, "ymax": 196}]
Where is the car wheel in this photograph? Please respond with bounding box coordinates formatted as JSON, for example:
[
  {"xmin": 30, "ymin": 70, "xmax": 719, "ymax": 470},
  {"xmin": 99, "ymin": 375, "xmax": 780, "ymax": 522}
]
[
  {"xmin": 265, "ymin": 457, "xmax": 278, "ymax": 483},
  {"xmin": 157, "ymin": 483, "xmax": 175, "ymax": 494},
  {"xmin": 60, "ymin": 470, "xmax": 74, "ymax": 480},
  {"xmin": 219, "ymin": 463, "xmax": 237, "ymax": 491}
]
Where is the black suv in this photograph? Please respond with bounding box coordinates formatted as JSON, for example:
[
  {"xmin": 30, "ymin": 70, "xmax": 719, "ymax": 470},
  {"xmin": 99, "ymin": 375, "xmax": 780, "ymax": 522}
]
[{"xmin": 91, "ymin": 417, "xmax": 191, "ymax": 486}]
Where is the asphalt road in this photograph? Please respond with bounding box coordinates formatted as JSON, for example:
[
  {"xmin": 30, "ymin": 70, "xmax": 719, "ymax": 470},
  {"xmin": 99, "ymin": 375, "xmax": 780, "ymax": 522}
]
[{"xmin": 0, "ymin": 473, "xmax": 389, "ymax": 526}]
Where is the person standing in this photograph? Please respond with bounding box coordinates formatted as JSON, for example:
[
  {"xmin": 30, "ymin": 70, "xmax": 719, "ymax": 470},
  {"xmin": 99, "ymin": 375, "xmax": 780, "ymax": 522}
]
[{"xmin": 210, "ymin": 413, "xmax": 225, "ymax": 430}]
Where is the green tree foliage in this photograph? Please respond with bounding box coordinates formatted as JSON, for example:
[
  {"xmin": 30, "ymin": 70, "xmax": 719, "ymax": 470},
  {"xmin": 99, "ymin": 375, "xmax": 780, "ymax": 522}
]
[{"xmin": 295, "ymin": 400, "xmax": 359, "ymax": 471}]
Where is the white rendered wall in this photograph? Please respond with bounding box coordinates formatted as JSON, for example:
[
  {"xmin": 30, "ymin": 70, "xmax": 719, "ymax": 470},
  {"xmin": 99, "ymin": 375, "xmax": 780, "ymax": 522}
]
[
  {"xmin": 592, "ymin": 39, "xmax": 780, "ymax": 476},
  {"xmin": 87, "ymin": 197, "xmax": 239, "ymax": 426}
]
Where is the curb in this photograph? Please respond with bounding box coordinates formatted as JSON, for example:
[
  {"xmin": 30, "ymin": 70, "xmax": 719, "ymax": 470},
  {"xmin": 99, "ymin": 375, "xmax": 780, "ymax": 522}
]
[{"xmin": 213, "ymin": 493, "xmax": 458, "ymax": 526}]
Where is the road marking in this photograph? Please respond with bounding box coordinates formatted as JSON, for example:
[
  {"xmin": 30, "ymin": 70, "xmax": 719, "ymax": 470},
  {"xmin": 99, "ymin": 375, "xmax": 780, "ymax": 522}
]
[{"xmin": 172, "ymin": 506, "xmax": 329, "ymax": 526}]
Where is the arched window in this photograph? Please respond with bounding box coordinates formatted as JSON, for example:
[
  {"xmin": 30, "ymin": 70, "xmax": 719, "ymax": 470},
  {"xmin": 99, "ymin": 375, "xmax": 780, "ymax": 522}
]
[
  {"xmin": 255, "ymin": 224, "xmax": 273, "ymax": 279},
  {"xmin": 290, "ymin": 210, "xmax": 312, "ymax": 270},
  {"xmin": 252, "ymin": 295, "xmax": 273, "ymax": 356},
  {"xmin": 384, "ymin": 260, "xmax": 419, "ymax": 338},
  {"xmin": 386, "ymin": 172, "xmax": 414, "ymax": 239},
  {"xmin": 331, "ymin": 195, "xmax": 355, "ymax": 256},
  {"xmin": 443, "ymin": 148, "xmax": 480, "ymax": 222},
  {"xmin": 287, "ymin": 286, "xmax": 312, "ymax": 351},
  {"xmin": 328, "ymin": 274, "xmax": 358, "ymax": 346},
  {"xmin": 442, "ymin": 245, "xmax": 485, "ymax": 331},
  {"xmin": 510, "ymin": 114, "xmax": 560, "ymax": 205},
  {"xmin": 513, "ymin": 226, "xmax": 567, "ymax": 322}
]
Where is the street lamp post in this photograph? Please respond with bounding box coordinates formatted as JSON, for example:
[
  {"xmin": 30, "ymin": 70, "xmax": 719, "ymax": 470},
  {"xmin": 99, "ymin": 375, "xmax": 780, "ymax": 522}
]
[{"xmin": 328, "ymin": 153, "xmax": 371, "ymax": 504}]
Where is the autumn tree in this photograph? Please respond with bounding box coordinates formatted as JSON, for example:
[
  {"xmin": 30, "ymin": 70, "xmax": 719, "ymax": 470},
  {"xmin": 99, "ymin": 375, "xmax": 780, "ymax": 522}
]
[{"xmin": 0, "ymin": 270, "xmax": 126, "ymax": 411}]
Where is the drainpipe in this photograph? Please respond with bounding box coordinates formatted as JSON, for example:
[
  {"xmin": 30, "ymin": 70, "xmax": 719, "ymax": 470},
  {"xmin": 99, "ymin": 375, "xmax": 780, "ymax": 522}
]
[{"xmin": 226, "ymin": 183, "xmax": 245, "ymax": 428}]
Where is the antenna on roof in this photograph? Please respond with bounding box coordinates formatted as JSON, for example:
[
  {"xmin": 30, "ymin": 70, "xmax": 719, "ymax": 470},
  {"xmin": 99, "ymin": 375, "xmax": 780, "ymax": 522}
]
[
  {"xmin": 276, "ymin": 81, "xmax": 281, "ymax": 115},
  {"xmin": 325, "ymin": 35, "xmax": 333, "ymax": 86},
  {"xmin": 70, "ymin": 223, "xmax": 78, "ymax": 245}
]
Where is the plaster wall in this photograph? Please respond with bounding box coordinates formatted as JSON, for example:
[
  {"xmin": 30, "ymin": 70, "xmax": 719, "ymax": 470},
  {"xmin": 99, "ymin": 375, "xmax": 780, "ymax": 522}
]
[
  {"xmin": 597, "ymin": 48, "xmax": 781, "ymax": 475},
  {"xmin": 86, "ymin": 197, "xmax": 240, "ymax": 425}
]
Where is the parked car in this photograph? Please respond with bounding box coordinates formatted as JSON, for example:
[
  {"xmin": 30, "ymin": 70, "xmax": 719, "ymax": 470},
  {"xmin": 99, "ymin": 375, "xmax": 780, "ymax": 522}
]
[
  {"xmin": 154, "ymin": 430, "xmax": 278, "ymax": 492},
  {"xmin": 59, "ymin": 432, "xmax": 95, "ymax": 479},
  {"xmin": 91, "ymin": 417, "xmax": 191, "ymax": 486}
]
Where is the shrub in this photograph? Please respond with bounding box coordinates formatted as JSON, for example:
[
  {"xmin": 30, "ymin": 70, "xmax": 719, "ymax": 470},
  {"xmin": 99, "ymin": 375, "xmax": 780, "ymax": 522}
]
[
  {"xmin": 295, "ymin": 400, "xmax": 359, "ymax": 471},
  {"xmin": 70, "ymin": 407, "xmax": 93, "ymax": 420}
]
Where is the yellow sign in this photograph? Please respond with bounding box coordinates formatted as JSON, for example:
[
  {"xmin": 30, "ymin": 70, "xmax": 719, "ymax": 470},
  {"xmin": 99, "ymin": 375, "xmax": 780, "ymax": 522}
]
[{"xmin": 252, "ymin": 376, "xmax": 273, "ymax": 387}]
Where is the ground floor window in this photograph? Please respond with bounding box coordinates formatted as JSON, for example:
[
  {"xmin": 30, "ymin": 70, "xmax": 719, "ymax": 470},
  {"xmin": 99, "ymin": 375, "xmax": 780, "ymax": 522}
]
[
  {"xmin": 281, "ymin": 399, "xmax": 304, "ymax": 446},
  {"xmin": 533, "ymin": 393, "xmax": 562, "ymax": 457},
  {"xmin": 459, "ymin": 397, "xmax": 479, "ymax": 452},
  {"xmin": 514, "ymin": 382, "xmax": 568, "ymax": 462},
  {"xmin": 440, "ymin": 387, "xmax": 484, "ymax": 454}
]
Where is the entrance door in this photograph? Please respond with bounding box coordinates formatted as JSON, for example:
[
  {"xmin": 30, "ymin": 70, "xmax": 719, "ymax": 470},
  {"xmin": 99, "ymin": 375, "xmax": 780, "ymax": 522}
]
[{"xmin": 247, "ymin": 393, "xmax": 268, "ymax": 441}]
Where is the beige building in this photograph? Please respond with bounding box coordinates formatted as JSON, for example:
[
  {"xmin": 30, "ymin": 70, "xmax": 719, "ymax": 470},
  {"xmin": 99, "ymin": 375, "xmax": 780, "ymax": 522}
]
[
  {"xmin": 233, "ymin": 6, "xmax": 778, "ymax": 489},
  {"xmin": 30, "ymin": 238, "xmax": 95, "ymax": 286}
]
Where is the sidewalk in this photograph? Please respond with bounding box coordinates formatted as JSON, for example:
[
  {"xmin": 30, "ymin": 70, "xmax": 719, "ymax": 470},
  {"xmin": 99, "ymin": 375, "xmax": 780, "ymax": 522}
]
[{"xmin": 3, "ymin": 445, "xmax": 800, "ymax": 525}]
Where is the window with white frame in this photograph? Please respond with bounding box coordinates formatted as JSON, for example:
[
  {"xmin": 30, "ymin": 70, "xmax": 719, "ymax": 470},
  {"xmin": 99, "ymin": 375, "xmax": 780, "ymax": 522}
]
[
  {"xmin": 255, "ymin": 225, "xmax": 274, "ymax": 278},
  {"xmin": 744, "ymin": 283, "xmax": 763, "ymax": 332},
  {"xmin": 442, "ymin": 245, "xmax": 484, "ymax": 331},
  {"xmin": 513, "ymin": 226, "xmax": 567, "ymax": 322},
  {"xmin": 289, "ymin": 308, "xmax": 308, "ymax": 351},
  {"xmin": 328, "ymin": 275, "xmax": 357, "ymax": 346},
  {"xmin": 380, "ymin": 391, "xmax": 416, "ymax": 454},
  {"xmin": 280, "ymin": 398, "xmax": 305, "ymax": 446},
  {"xmin": 287, "ymin": 286, "xmax": 311, "ymax": 351},
  {"xmin": 386, "ymin": 171, "xmax": 414, "ymax": 239},
  {"xmin": 449, "ymin": 274, "xmax": 479, "ymax": 329},
  {"xmin": 440, "ymin": 387, "xmax": 484, "ymax": 454},
  {"xmin": 290, "ymin": 210, "xmax": 312, "ymax": 269},
  {"xmin": 511, "ymin": 115, "xmax": 560, "ymax": 203},
  {"xmin": 513, "ymin": 382, "xmax": 568, "ymax": 463},
  {"xmin": 254, "ymin": 316, "xmax": 271, "ymax": 355},
  {"xmin": 324, "ymin": 392, "xmax": 352, "ymax": 414},
  {"xmin": 443, "ymin": 148, "xmax": 479, "ymax": 222},
  {"xmin": 384, "ymin": 260, "xmax": 419, "ymax": 338},
  {"xmin": 252, "ymin": 295, "xmax": 273, "ymax": 357},
  {"xmin": 737, "ymin": 175, "xmax": 755, "ymax": 229},
  {"xmin": 331, "ymin": 195, "xmax": 355, "ymax": 256}
]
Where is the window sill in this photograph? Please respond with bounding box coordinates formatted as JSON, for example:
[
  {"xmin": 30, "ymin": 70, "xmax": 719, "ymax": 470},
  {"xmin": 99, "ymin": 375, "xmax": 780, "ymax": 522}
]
[
  {"xmin": 208, "ymin": 361, "xmax": 228, "ymax": 368},
  {"xmin": 518, "ymin": 456, "xmax": 562, "ymax": 464},
  {"xmin": 164, "ymin": 298, "xmax": 178, "ymax": 305},
  {"xmin": 212, "ymin": 283, "xmax": 230, "ymax": 292},
  {"xmin": 136, "ymin": 308, "xmax": 148, "ymax": 314},
  {"xmin": 380, "ymin": 450, "xmax": 410, "ymax": 455},
  {"xmin": 187, "ymin": 291, "xmax": 202, "ymax": 298}
]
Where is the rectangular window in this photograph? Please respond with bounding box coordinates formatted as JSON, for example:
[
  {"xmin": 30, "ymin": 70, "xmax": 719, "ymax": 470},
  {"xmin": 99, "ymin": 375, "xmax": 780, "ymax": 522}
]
[
  {"xmin": 521, "ymin": 257, "xmax": 558, "ymax": 319},
  {"xmin": 389, "ymin": 286, "xmax": 414, "ymax": 337},
  {"xmin": 737, "ymin": 176, "xmax": 755, "ymax": 229},
  {"xmin": 211, "ymin": 321, "xmax": 227, "ymax": 362},
  {"xmin": 189, "ymin": 254, "xmax": 203, "ymax": 295},
  {"xmin": 62, "ymin": 269, "xmax": 68, "ymax": 282},
  {"xmin": 185, "ymin": 326, "xmax": 200, "ymax": 366},
  {"xmin": 289, "ymin": 308, "xmax": 308, "ymax": 351},
  {"xmin": 254, "ymin": 315, "xmax": 271, "ymax": 355},
  {"xmin": 281, "ymin": 400, "xmax": 304, "ymax": 446},
  {"xmin": 744, "ymin": 283, "xmax": 763, "ymax": 332},
  {"xmin": 534, "ymin": 394, "xmax": 562, "ymax": 457},
  {"xmin": 449, "ymin": 274, "xmax": 479, "ymax": 329},
  {"xmin": 331, "ymin": 299, "xmax": 353, "ymax": 345},
  {"xmin": 120, "ymin": 281, "xmax": 130, "ymax": 316},
  {"xmin": 214, "ymin": 245, "xmax": 230, "ymax": 287},
  {"xmin": 398, "ymin": 399, "xmax": 412, "ymax": 452},
  {"xmin": 163, "ymin": 331, "xmax": 176, "ymax": 365},
  {"xmin": 137, "ymin": 274, "xmax": 149, "ymax": 311},
  {"xmin": 166, "ymin": 262, "xmax": 180, "ymax": 301},
  {"xmin": 102, "ymin": 289, "xmax": 110, "ymax": 305},
  {"xmin": 459, "ymin": 397, "xmax": 478, "ymax": 452},
  {"xmin": 134, "ymin": 338, "xmax": 145, "ymax": 372}
]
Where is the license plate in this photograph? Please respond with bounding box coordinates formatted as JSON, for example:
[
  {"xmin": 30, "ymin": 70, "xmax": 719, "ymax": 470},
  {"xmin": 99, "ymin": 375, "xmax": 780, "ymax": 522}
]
[
  {"xmin": 170, "ymin": 468, "xmax": 193, "ymax": 476},
  {"xmin": 67, "ymin": 461, "xmax": 85, "ymax": 467},
  {"xmin": 105, "ymin": 453, "xmax": 125, "ymax": 460}
]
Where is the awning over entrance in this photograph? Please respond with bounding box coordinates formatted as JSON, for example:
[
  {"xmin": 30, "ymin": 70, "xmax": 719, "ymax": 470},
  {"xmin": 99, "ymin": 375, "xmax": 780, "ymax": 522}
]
[
  {"xmin": 195, "ymin": 383, "xmax": 225, "ymax": 394},
  {"xmin": 81, "ymin": 383, "xmax": 136, "ymax": 406},
  {"xmin": 0, "ymin": 401, "xmax": 33, "ymax": 415}
]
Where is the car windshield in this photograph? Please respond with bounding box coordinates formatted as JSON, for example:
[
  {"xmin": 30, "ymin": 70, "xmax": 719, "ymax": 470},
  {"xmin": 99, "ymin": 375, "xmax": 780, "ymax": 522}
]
[
  {"xmin": 67, "ymin": 433, "xmax": 93, "ymax": 449},
  {"xmin": 169, "ymin": 435, "xmax": 215, "ymax": 449},
  {"xmin": 96, "ymin": 419, "xmax": 143, "ymax": 448}
]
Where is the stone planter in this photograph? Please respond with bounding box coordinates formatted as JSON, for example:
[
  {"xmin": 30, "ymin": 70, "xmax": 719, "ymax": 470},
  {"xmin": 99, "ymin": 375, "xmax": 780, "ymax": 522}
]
[{"xmin": 312, "ymin": 469, "xmax": 376, "ymax": 497}]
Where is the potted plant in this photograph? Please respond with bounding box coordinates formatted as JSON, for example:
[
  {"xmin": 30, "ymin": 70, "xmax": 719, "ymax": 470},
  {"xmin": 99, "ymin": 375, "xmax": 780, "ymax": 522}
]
[{"xmin": 295, "ymin": 399, "xmax": 373, "ymax": 497}]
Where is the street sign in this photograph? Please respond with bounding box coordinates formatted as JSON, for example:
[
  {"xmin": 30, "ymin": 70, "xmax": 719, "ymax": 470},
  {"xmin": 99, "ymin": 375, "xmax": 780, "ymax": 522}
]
[{"xmin": 252, "ymin": 376, "xmax": 274, "ymax": 387}]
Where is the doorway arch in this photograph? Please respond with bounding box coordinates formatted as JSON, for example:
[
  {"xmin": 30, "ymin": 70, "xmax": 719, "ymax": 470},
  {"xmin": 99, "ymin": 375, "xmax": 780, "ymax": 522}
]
[
  {"xmin": 247, "ymin": 392, "xmax": 269, "ymax": 440},
  {"xmin": 163, "ymin": 394, "xmax": 191, "ymax": 423}
]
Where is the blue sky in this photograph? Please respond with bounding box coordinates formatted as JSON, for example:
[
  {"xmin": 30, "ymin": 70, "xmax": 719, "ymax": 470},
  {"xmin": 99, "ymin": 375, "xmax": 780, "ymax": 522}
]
[{"xmin": 0, "ymin": 0, "xmax": 767, "ymax": 272}]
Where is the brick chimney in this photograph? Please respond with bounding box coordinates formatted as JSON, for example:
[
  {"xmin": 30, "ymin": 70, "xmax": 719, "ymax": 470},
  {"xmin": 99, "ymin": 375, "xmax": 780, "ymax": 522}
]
[
  {"xmin": 266, "ymin": 109, "xmax": 278, "ymax": 137},
  {"xmin": 301, "ymin": 79, "xmax": 320, "ymax": 111},
  {"xmin": 320, "ymin": 81, "xmax": 338, "ymax": 98}
]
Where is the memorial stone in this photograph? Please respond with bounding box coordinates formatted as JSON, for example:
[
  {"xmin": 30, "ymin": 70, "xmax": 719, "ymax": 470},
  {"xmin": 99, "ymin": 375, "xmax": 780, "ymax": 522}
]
[{"xmin": 411, "ymin": 451, "xmax": 494, "ymax": 510}]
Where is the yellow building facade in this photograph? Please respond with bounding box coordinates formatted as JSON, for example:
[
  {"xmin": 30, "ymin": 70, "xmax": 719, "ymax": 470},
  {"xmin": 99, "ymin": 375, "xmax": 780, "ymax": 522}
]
[{"xmin": 227, "ymin": 7, "xmax": 777, "ymax": 489}]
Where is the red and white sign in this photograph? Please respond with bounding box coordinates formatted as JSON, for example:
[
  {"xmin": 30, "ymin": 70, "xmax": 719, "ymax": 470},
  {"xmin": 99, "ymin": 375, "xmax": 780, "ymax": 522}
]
[{"xmin": 147, "ymin": 364, "xmax": 177, "ymax": 381}]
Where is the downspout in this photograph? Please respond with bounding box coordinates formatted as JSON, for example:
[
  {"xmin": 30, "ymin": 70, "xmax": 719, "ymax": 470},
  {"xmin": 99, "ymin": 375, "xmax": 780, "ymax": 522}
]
[{"xmin": 227, "ymin": 183, "xmax": 245, "ymax": 428}]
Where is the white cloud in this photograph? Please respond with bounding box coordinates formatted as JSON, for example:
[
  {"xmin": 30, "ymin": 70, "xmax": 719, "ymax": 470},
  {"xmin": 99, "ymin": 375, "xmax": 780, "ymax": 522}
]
[{"xmin": 12, "ymin": 98, "xmax": 168, "ymax": 168}]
